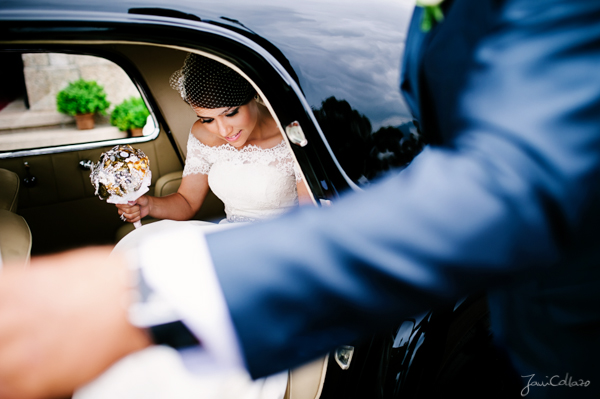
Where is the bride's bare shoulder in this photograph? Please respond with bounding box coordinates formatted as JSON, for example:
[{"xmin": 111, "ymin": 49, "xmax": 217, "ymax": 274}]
[{"xmin": 190, "ymin": 121, "xmax": 222, "ymax": 147}]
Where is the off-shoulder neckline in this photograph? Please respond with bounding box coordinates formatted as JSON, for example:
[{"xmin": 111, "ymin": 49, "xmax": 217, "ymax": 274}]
[{"xmin": 189, "ymin": 133, "xmax": 287, "ymax": 152}]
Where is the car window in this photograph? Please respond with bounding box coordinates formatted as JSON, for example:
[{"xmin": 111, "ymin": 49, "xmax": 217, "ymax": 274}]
[
  {"xmin": 312, "ymin": 97, "xmax": 424, "ymax": 187},
  {"xmin": 0, "ymin": 52, "xmax": 157, "ymax": 154}
]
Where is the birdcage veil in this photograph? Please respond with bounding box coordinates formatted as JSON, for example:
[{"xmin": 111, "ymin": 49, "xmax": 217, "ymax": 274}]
[{"xmin": 170, "ymin": 53, "xmax": 256, "ymax": 109}]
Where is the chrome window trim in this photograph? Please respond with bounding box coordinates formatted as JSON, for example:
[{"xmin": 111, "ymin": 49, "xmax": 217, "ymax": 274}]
[
  {"xmin": 0, "ymin": 124, "xmax": 159, "ymax": 159},
  {"xmin": 0, "ymin": 108, "xmax": 160, "ymax": 159}
]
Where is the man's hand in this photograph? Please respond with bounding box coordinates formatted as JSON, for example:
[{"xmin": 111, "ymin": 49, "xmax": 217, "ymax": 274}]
[{"xmin": 0, "ymin": 247, "xmax": 152, "ymax": 399}]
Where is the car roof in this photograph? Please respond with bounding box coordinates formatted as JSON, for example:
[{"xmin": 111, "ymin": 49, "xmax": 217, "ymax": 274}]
[{"xmin": 0, "ymin": 0, "xmax": 415, "ymax": 130}]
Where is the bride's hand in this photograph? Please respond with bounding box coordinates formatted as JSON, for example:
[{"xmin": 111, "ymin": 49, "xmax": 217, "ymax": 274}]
[{"xmin": 116, "ymin": 196, "xmax": 150, "ymax": 223}]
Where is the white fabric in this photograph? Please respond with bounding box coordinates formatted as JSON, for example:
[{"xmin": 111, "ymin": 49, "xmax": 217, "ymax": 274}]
[
  {"xmin": 133, "ymin": 221, "xmax": 246, "ymax": 372},
  {"xmin": 184, "ymin": 134, "xmax": 300, "ymax": 222},
  {"xmin": 76, "ymin": 223, "xmax": 288, "ymax": 399}
]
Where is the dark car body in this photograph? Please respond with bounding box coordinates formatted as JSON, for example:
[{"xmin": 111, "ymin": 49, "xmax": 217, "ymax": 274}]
[{"xmin": 0, "ymin": 1, "xmax": 512, "ymax": 397}]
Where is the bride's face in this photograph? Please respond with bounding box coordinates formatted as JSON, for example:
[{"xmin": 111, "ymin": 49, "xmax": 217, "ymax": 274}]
[{"xmin": 192, "ymin": 101, "xmax": 259, "ymax": 148}]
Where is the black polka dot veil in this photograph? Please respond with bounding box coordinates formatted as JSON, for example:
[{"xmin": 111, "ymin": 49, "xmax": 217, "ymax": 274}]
[{"xmin": 170, "ymin": 53, "xmax": 256, "ymax": 109}]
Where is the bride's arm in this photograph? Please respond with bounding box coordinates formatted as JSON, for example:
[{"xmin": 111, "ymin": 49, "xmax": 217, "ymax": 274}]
[
  {"xmin": 145, "ymin": 172, "xmax": 210, "ymax": 221},
  {"xmin": 296, "ymin": 180, "xmax": 314, "ymax": 206},
  {"xmin": 117, "ymin": 173, "xmax": 210, "ymax": 222},
  {"xmin": 118, "ymin": 128, "xmax": 215, "ymax": 223}
]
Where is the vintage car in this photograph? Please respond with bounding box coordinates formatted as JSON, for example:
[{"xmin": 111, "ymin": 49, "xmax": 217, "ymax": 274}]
[{"xmin": 0, "ymin": 0, "xmax": 515, "ymax": 398}]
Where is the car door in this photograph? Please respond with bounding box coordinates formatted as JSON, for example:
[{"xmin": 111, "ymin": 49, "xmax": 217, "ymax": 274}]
[{"xmin": 0, "ymin": 5, "xmax": 351, "ymax": 255}]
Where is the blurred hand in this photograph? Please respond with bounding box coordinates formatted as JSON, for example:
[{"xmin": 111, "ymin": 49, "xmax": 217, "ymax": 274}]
[
  {"xmin": 116, "ymin": 195, "xmax": 151, "ymax": 223},
  {"xmin": 0, "ymin": 247, "xmax": 152, "ymax": 399}
]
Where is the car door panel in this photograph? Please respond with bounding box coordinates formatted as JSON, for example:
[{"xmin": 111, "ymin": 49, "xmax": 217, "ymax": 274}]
[{"xmin": 0, "ymin": 129, "xmax": 182, "ymax": 254}]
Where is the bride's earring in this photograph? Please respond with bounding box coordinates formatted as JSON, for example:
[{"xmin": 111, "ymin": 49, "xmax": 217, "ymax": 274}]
[{"xmin": 254, "ymin": 94, "xmax": 265, "ymax": 106}]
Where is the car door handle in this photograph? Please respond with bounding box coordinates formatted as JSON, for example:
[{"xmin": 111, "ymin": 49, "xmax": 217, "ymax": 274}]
[
  {"xmin": 22, "ymin": 161, "xmax": 37, "ymax": 188},
  {"xmin": 79, "ymin": 159, "xmax": 94, "ymax": 170},
  {"xmin": 285, "ymin": 121, "xmax": 308, "ymax": 147}
]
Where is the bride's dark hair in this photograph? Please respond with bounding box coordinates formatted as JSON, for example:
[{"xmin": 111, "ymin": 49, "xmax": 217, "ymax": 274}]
[{"xmin": 170, "ymin": 53, "xmax": 256, "ymax": 109}]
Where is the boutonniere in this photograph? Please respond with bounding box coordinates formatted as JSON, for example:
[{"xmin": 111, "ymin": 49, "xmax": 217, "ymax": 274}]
[{"xmin": 416, "ymin": 0, "xmax": 445, "ymax": 32}]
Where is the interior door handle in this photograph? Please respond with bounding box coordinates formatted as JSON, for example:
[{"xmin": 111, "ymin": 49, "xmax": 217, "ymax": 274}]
[
  {"xmin": 285, "ymin": 121, "xmax": 308, "ymax": 147},
  {"xmin": 79, "ymin": 159, "xmax": 94, "ymax": 170},
  {"xmin": 22, "ymin": 161, "xmax": 37, "ymax": 188}
]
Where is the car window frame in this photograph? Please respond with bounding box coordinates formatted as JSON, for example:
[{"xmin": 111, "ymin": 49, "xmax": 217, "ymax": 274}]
[
  {"xmin": 0, "ymin": 47, "xmax": 161, "ymax": 160},
  {"xmin": 0, "ymin": 12, "xmax": 354, "ymax": 200}
]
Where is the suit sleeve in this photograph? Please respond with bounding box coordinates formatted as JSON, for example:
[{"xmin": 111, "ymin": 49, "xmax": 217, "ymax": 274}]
[{"xmin": 205, "ymin": 0, "xmax": 600, "ymax": 378}]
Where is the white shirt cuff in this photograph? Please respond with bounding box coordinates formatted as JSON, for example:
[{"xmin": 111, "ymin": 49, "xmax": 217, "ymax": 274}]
[{"xmin": 135, "ymin": 224, "xmax": 246, "ymax": 374}]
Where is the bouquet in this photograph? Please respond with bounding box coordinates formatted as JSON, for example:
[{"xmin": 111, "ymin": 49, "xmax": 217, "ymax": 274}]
[{"xmin": 90, "ymin": 144, "xmax": 151, "ymax": 229}]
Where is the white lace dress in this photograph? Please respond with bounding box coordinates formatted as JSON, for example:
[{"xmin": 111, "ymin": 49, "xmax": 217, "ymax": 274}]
[{"xmin": 184, "ymin": 133, "xmax": 302, "ymax": 223}]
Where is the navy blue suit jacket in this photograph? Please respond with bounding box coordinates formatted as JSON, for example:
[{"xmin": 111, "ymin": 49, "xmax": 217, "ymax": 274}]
[{"xmin": 207, "ymin": 1, "xmax": 600, "ymax": 397}]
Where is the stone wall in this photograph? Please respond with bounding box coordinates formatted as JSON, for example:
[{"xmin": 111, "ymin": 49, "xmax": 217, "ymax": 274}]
[{"xmin": 23, "ymin": 53, "xmax": 140, "ymax": 115}]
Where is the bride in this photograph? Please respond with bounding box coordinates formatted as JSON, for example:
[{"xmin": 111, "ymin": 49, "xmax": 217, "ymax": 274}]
[
  {"xmin": 116, "ymin": 52, "xmax": 311, "ymax": 227},
  {"xmin": 75, "ymin": 54, "xmax": 313, "ymax": 399}
]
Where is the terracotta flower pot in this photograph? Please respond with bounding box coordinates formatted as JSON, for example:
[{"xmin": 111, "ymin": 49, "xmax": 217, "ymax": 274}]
[
  {"xmin": 74, "ymin": 113, "xmax": 95, "ymax": 130},
  {"xmin": 130, "ymin": 127, "xmax": 144, "ymax": 137}
]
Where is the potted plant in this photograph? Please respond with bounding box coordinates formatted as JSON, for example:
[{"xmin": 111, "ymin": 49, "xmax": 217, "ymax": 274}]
[
  {"xmin": 56, "ymin": 79, "xmax": 110, "ymax": 130},
  {"xmin": 110, "ymin": 97, "xmax": 150, "ymax": 137}
]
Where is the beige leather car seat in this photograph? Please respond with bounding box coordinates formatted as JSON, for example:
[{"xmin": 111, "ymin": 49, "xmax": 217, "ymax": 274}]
[
  {"xmin": 0, "ymin": 168, "xmax": 32, "ymax": 267},
  {"xmin": 0, "ymin": 167, "xmax": 19, "ymax": 212},
  {"xmin": 285, "ymin": 356, "xmax": 329, "ymax": 399},
  {"xmin": 115, "ymin": 171, "xmax": 225, "ymax": 243}
]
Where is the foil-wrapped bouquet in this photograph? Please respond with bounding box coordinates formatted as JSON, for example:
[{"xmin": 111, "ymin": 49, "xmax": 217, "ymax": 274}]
[{"xmin": 90, "ymin": 144, "xmax": 152, "ymax": 228}]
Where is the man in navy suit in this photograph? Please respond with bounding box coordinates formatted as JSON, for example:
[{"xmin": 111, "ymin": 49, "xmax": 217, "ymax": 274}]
[
  {"xmin": 202, "ymin": 0, "xmax": 600, "ymax": 397},
  {"xmin": 0, "ymin": 0, "xmax": 599, "ymax": 398}
]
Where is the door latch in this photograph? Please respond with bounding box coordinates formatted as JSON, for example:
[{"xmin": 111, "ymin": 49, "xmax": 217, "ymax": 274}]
[
  {"xmin": 285, "ymin": 121, "xmax": 308, "ymax": 147},
  {"xmin": 22, "ymin": 162, "xmax": 37, "ymax": 188},
  {"xmin": 334, "ymin": 345, "xmax": 355, "ymax": 370}
]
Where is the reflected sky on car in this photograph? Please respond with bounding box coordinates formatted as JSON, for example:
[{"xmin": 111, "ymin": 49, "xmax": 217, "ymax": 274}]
[
  {"xmin": 189, "ymin": 0, "xmax": 417, "ymax": 129},
  {"xmin": 4, "ymin": 0, "xmax": 417, "ymax": 129}
]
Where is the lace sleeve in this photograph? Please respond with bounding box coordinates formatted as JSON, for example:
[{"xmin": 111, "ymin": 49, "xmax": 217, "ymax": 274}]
[
  {"xmin": 265, "ymin": 140, "xmax": 303, "ymax": 183},
  {"xmin": 293, "ymin": 161, "xmax": 303, "ymax": 183},
  {"xmin": 183, "ymin": 133, "xmax": 213, "ymax": 176},
  {"xmin": 280, "ymin": 143, "xmax": 303, "ymax": 183}
]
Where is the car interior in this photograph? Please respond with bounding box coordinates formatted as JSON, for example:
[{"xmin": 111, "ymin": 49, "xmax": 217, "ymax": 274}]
[
  {"xmin": 0, "ymin": 166, "xmax": 32, "ymax": 267},
  {"xmin": 0, "ymin": 41, "xmax": 328, "ymax": 399},
  {"xmin": 0, "ymin": 44, "xmax": 315, "ymax": 255}
]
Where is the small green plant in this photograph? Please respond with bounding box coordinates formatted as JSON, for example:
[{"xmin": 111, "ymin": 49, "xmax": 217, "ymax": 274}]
[
  {"xmin": 110, "ymin": 97, "xmax": 150, "ymax": 132},
  {"xmin": 56, "ymin": 79, "xmax": 110, "ymax": 116}
]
